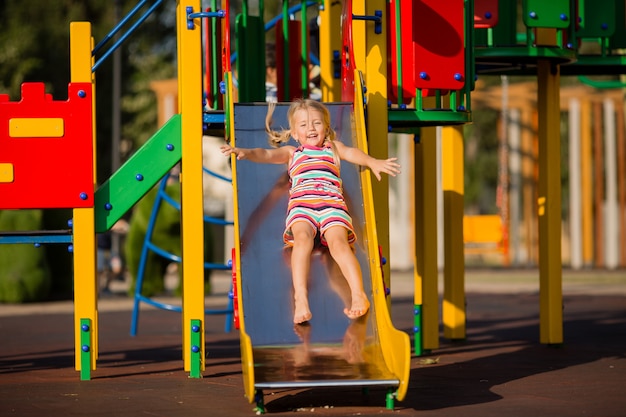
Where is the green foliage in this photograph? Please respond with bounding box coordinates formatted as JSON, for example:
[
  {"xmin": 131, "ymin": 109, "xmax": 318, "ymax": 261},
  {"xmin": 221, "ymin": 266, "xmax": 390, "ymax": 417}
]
[
  {"xmin": 125, "ymin": 182, "xmax": 182, "ymax": 297},
  {"xmin": 0, "ymin": 210, "xmax": 51, "ymax": 303},
  {"xmin": 0, "ymin": 208, "xmax": 73, "ymax": 302},
  {"xmin": 117, "ymin": 1, "xmax": 177, "ymax": 162},
  {"xmin": 125, "ymin": 180, "xmax": 214, "ymax": 298},
  {"xmin": 42, "ymin": 209, "xmax": 74, "ymax": 297},
  {"xmin": 0, "ymin": 0, "xmax": 177, "ymax": 183},
  {"xmin": 0, "ymin": 0, "xmax": 114, "ymax": 98},
  {"xmin": 464, "ymin": 108, "xmax": 500, "ymax": 214}
]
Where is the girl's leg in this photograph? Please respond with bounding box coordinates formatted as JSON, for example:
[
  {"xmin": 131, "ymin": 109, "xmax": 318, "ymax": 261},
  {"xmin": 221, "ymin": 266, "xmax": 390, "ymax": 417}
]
[
  {"xmin": 290, "ymin": 221, "xmax": 316, "ymax": 323},
  {"xmin": 323, "ymin": 226, "xmax": 370, "ymax": 319},
  {"xmin": 320, "ymin": 250, "xmax": 351, "ymax": 309}
]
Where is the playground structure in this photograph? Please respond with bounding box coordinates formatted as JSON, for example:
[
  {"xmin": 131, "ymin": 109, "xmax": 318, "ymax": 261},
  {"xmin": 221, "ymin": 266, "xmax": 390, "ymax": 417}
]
[
  {"xmin": 1, "ymin": 0, "xmax": 626, "ymax": 411},
  {"xmin": 471, "ymin": 80, "xmax": 626, "ymax": 269}
]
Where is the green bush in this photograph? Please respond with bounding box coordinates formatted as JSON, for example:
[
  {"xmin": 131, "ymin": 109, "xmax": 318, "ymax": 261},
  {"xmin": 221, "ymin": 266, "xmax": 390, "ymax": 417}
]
[
  {"xmin": 42, "ymin": 209, "xmax": 73, "ymax": 298},
  {"xmin": 125, "ymin": 181, "xmax": 213, "ymax": 298},
  {"xmin": 0, "ymin": 210, "xmax": 51, "ymax": 302}
]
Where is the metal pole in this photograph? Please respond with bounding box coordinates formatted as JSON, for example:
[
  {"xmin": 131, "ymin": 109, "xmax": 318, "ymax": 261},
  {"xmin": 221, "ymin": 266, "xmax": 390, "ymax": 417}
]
[{"xmin": 111, "ymin": 0, "xmax": 122, "ymax": 264}]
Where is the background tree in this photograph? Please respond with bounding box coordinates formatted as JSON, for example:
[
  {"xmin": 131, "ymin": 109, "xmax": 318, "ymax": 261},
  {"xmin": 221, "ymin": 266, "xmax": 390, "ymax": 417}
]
[{"xmin": 0, "ymin": 0, "xmax": 177, "ymax": 300}]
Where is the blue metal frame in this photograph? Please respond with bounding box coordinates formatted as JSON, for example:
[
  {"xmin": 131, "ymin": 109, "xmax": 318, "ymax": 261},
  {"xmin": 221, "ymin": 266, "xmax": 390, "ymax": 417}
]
[
  {"xmin": 130, "ymin": 170, "xmax": 235, "ymax": 336},
  {"xmin": 92, "ymin": 0, "xmax": 165, "ymax": 72},
  {"xmin": 0, "ymin": 231, "xmax": 72, "ymax": 245}
]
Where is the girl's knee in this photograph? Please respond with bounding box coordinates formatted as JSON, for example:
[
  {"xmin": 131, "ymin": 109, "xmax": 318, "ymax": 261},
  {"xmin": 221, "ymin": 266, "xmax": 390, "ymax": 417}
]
[
  {"xmin": 292, "ymin": 231, "xmax": 315, "ymax": 245},
  {"xmin": 291, "ymin": 230, "xmax": 315, "ymax": 252},
  {"xmin": 290, "ymin": 222, "xmax": 315, "ymax": 241},
  {"xmin": 325, "ymin": 236, "xmax": 352, "ymax": 256},
  {"xmin": 323, "ymin": 227, "xmax": 349, "ymax": 247}
]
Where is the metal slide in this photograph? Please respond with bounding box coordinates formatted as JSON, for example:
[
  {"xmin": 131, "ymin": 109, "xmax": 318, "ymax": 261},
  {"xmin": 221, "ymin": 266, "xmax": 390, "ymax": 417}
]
[{"xmin": 230, "ymin": 98, "xmax": 410, "ymax": 409}]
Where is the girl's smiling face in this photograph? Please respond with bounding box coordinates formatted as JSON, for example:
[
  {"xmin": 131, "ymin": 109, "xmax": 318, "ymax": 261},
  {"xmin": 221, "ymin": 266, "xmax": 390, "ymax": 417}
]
[{"xmin": 291, "ymin": 108, "xmax": 327, "ymax": 147}]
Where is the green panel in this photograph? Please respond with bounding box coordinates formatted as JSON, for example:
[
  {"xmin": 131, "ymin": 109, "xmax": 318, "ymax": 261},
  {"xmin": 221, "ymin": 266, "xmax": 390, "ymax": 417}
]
[
  {"xmin": 493, "ymin": 0, "xmax": 518, "ymax": 45},
  {"xmin": 578, "ymin": 0, "xmax": 616, "ymax": 38},
  {"xmin": 94, "ymin": 114, "xmax": 182, "ymax": 233},
  {"xmin": 80, "ymin": 318, "xmax": 91, "ymax": 381},
  {"xmin": 474, "ymin": 28, "xmax": 489, "ymax": 47},
  {"xmin": 190, "ymin": 319, "xmax": 202, "ymax": 378},
  {"xmin": 388, "ymin": 108, "xmax": 472, "ymax": 132},
  {"xmin": 235, "ymin": 15, "xmax": 266, "ymax": 102},
  {"xmin": 610, "ymin": 0, "xmax": 626, "ymax": 47},
  {"xmin": 413, "ymin": 304, "xmax": 423, "ymax": 356},
  {"xmin": 523, "ymin": 0, "xmax": 571, "ymax": 29}
]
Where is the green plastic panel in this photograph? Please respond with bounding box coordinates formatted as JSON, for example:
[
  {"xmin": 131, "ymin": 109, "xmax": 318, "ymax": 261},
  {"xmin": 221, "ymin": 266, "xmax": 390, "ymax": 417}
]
[
  {"xmin": 523, "ymin": 0, "xmax": 571, "ymax": 29},
  {"xmin": 610, "ymin": 0, "xmax": 626, "ymax": 48},
  {"xmin": 388, "ymin": 108, "xmax": 472, "ymax": 132},
  {"xmin": 94, "ymin": 114, "xmax": 182, "ymax": 233},
  {"xmin": 577, "ymin": 0, "xmax": 616, "ymax": 39},
  {"xmin": 190, "ymin": 319, "xmax": 202, "ymax": 378},
  {"xmin": 235, "ymin": 14, "xmax": 266, "ymax": 102},
  {"xmin": 80, "ymin": 318, "xmax": 91, "ymax": 381}
]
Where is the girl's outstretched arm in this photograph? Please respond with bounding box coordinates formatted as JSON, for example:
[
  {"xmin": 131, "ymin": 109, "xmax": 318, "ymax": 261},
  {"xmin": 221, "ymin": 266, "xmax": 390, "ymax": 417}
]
[
  {"xmin": 220, "ymin": 143, "xmax": 294, "ymax": 164},
  {"xmin": 334, "ymin": 141, "xmax": 401, "ymax": 181}
]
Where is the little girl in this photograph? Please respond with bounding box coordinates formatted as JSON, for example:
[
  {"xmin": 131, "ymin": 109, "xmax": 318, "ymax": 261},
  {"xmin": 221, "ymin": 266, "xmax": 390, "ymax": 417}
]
[{"xmin": 220, "ymin": 99, "xmax": 400, "ymax": 324}]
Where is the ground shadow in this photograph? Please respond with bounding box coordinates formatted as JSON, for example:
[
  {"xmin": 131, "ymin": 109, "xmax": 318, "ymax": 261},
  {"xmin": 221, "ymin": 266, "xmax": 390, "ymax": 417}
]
[{"xmin": 263, "ymin": 293, "xmax": 626, "ymax": 412}]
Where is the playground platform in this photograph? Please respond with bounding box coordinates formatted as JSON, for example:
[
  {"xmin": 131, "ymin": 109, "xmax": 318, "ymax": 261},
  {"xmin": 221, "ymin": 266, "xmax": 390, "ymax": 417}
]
[{"xmin": 1, "ymin": 268, "xmax": 625, "ymax": 417}]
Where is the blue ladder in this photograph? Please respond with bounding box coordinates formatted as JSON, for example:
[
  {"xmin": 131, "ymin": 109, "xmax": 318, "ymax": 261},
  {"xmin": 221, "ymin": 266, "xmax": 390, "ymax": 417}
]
[{"xmin": 130, "ymin": 169, "xmax": 234, "ymax": 336}]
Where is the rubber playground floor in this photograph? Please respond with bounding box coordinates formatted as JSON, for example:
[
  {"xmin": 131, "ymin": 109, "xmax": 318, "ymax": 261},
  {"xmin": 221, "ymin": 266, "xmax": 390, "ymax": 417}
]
[{"xmin": 1, "ymin": 268, "xmax": 625, "ymax": 417}]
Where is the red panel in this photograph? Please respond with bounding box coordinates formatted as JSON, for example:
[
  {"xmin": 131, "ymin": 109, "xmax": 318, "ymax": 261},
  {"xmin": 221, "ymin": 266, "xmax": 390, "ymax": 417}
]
[
  {"xmin": 413, "ymin": 0, "xmax": 466, "ymax": 91},
  {"xmin": 222, "ymin": 2, "xmax": 231, "ymax": 74},
  {"xmin": 275, "ymin": 19, "xmax": 307, "ymax": 101},
  {"xmin": 341, "ymin": 0, "xmax": 355, "ymax": 102},
  {"xmin": 0, "ymin": 82, "xmax": 94, "ymax": 209},
  {"xmin": 474, "ymin": 0, "xmax": 499, "ymax": 29},
  {"xmin": 205, "ymin": 7, "xmax": 224, "ymax": 110}
]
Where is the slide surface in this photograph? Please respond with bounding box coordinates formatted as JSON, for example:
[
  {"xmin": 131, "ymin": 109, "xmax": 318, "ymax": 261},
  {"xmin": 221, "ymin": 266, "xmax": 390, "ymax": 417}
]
[{"xmin": 231, "ymin": 101, "xmax": 409, "ymax": 403}]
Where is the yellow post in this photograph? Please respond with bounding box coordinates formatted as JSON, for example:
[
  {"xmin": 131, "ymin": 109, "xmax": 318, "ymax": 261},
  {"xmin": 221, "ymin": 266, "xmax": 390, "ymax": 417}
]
[
  {"xmin": 70, "ymin": 21, "xmax": 98, "ymax": 373},
  {"xmin": 442, "ymin": 125, "xmax": 465, "ymax": 340},
  {"xmin": 318, "ymin": 1, "xmax": 342, "ymax": 101},
  {"xmin": 414, "ymin": 124, "xmax": 439, "ymax": 351},
  {"xmin": 537, "ymin": 60, "xmax": 563, "ymax": 345},
  {"xmin": 353, "ymin": 0, "xmax": 392, "ymax": 295},
  {"xmin": 177, "ymin": 0, "xmax": 206, "ymax": 373}
]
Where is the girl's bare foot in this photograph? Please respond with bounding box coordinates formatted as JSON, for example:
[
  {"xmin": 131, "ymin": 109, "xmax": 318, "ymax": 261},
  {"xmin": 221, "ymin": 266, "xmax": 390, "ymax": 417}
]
[
  {"xmin": 344, "ymin": 294, "xmax": 370, "ymax": 319},
  {"xmin": 292, "ymin": 323, "xmax": 312, "ymax": 367},
  {"xmin": 294, "ymin": 298, "xmax": 312, "ymax": 324},
  {"xmin": 293, "ymin": 321, "xmax": 312, "ymax": 342},
  {"xmin": 343, "ymin": 319, "xmax": 367, "ymax": 364}
]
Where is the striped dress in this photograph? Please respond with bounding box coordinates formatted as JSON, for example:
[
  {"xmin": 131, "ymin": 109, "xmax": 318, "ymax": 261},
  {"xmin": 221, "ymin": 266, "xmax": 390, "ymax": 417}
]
[{"xmin": 283, "ymin": 143, "xmax": 356, "ymax": 246}]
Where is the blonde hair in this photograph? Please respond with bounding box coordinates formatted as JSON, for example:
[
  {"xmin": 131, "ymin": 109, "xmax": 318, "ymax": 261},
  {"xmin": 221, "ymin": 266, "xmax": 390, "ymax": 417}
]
[{"xmin": 265, "ymin": 99, "xmax": 340, "ymax": 165}]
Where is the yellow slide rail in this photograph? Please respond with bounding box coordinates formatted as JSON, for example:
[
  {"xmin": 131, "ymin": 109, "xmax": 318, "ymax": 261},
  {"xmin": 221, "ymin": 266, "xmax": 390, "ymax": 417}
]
[{"xmin": 353, "ymin": 70, "xmax": 411, "ymax": 401}]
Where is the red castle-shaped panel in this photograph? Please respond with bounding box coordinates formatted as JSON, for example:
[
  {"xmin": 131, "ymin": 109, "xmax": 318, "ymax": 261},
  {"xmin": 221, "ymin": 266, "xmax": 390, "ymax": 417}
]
[{"xmin": 0, "ymin": 82, "xmax": 94, "ymax": 209}]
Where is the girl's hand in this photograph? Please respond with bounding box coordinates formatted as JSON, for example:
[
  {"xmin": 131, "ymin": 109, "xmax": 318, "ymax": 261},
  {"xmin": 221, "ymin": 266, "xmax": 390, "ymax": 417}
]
[
  {"xmin": 220, "ymin": 144, "xmax": 243, "ymax": 159},
  {"xmin": 370, "ymin": 157, "xmax": 401, "ymax": 181}
]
